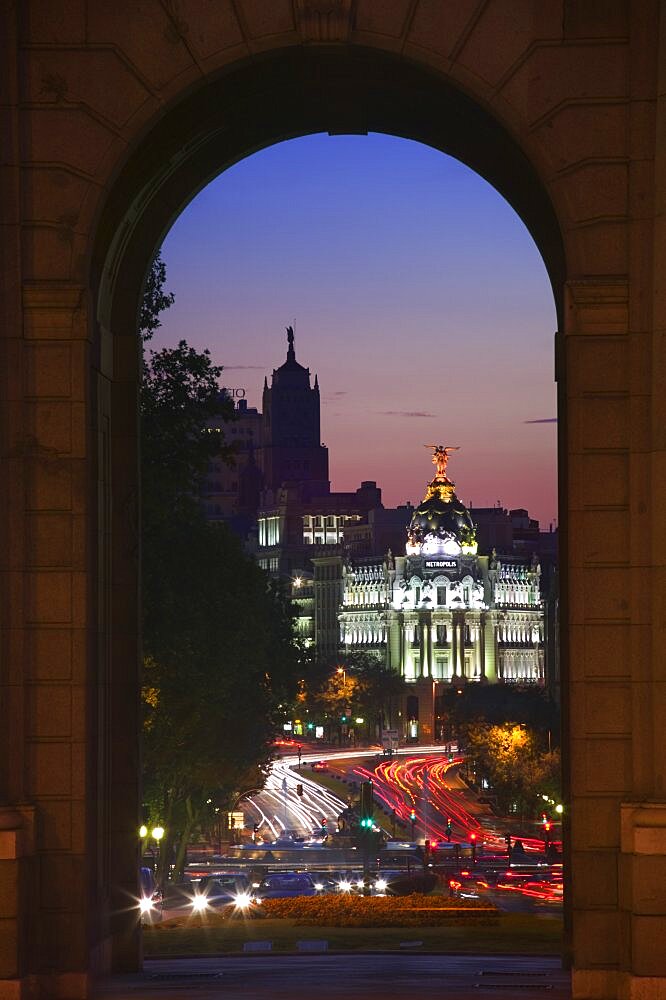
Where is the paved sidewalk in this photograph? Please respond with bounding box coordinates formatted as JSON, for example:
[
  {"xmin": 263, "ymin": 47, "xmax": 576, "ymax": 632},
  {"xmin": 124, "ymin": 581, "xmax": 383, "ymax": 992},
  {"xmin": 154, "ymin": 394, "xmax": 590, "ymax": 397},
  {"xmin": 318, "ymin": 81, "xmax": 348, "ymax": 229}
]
[{"xmin": 97, "ymin": 953, "xmax": 570, "ymax": 999}]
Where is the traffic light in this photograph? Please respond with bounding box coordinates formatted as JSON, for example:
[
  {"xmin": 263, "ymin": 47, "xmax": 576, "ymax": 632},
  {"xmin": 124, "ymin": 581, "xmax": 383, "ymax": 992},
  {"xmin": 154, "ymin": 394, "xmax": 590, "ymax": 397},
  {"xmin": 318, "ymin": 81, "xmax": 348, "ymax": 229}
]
[
  {"xmin": 470, "ymin": 831, "xmax": 477, "ymax": 862},
  {"xmin": 446, "ymin": 818, "xmax": 452, "ymax": 842},
  {"xmin": 359, "ymin": 780, "xmax": 374, "ymax": 824},
  {"xmin": 409, "ymin": 808, "xmax": 416, "ymax": 822},
  {"xmin": 296, "ymin": 783, "xmax": 303, "ymax": 797},
  {"xmin": 253, "ymin": 823, "xmax": 259, "ymax": 833}
]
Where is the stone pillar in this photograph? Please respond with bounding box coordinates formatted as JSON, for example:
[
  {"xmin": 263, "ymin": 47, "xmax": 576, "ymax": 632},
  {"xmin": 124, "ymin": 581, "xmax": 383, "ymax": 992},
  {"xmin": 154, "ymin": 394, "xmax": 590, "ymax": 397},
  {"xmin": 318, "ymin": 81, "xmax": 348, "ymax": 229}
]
[{"xmin": 484, "ymin": 614, "xmax": 496, "ymax": 682}]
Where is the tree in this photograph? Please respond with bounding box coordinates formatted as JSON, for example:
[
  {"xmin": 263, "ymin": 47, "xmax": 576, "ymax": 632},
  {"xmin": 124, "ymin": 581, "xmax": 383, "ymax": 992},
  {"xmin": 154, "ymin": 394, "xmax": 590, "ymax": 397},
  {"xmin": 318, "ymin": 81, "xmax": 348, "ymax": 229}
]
[
  {"xmin": 139, "ymin": 254, "xmax": 303, "ymax": 880},
  {"xmin": 300, "ymin": 652, "xmax": 406, "ymax": 741},
  {"xmin": 464, "ymin": 721, "xmax": 561, "ymax": 819},
  {"xmin": 140, "ymin": 250, "xmax": 175, "ymax": 344}
]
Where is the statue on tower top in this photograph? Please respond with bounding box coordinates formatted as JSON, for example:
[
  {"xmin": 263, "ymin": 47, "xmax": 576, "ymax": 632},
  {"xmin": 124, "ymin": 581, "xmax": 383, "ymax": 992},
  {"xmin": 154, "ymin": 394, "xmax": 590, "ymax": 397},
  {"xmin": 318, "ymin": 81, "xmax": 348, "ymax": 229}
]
[
  {"xmin": 286, "ymin": 325, "xmax": 294, "ymax": 346},
  {"xmin": 425, "ymin": 444, "xmax": 460, "ymax": 481}
]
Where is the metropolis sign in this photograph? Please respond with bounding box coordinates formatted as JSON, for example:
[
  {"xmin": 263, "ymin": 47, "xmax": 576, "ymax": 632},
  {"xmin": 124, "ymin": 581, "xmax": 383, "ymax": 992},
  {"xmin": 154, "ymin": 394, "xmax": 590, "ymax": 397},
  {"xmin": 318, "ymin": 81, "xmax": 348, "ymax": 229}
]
[{"xmin": 424, "ymin": 559, "xmax": 457, "ymax": 570}]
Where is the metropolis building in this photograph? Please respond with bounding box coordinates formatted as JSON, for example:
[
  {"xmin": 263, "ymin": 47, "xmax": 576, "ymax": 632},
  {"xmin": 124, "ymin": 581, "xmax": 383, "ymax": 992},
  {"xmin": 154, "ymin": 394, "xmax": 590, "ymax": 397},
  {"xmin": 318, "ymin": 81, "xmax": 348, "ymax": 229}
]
[{"xmin": 338, "ymin": 447, "xmax": 545, "ymax": 741}]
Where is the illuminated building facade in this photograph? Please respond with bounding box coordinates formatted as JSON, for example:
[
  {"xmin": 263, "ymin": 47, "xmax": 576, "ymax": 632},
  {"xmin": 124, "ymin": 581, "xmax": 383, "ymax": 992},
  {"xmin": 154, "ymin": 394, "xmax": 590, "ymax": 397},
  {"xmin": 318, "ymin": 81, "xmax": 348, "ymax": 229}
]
[{"xmin": 338, "ymin": 448, "xmax": 545, "ymax": 740}]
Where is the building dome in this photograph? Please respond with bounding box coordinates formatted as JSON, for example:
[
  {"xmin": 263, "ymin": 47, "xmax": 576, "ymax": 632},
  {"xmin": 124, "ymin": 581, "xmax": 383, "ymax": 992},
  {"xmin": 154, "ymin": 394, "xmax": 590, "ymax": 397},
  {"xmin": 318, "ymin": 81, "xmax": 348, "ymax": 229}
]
[{"xmin": 406, "ymin": 446, "xmax": 477, "ymax": 556}]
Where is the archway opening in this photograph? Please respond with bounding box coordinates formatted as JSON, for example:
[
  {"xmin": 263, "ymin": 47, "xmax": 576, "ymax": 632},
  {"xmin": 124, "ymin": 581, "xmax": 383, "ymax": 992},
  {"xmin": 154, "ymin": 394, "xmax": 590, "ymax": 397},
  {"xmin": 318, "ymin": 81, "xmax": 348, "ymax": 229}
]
[{"xmin": 91, "ymin": 45, "xmax": 567, "ymax": 974}]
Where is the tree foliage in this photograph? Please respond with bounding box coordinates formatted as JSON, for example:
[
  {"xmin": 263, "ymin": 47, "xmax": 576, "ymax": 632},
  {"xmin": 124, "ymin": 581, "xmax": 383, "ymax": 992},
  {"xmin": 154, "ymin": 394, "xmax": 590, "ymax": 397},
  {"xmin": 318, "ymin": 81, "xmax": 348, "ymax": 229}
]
[
  {"xmin": 465, "ymin": 721, "xmax": 561, "ymax": 818},
  {"xmin": 139, "ymin": 249, "xmax": 175, "ymax": 343},
  {"xmin": 301, "ymin": 651, "xmax": 406, "ymax": 738},
  {"xmin": 139, "ymin": 254, "xmax": 302, "ymax": 879}
]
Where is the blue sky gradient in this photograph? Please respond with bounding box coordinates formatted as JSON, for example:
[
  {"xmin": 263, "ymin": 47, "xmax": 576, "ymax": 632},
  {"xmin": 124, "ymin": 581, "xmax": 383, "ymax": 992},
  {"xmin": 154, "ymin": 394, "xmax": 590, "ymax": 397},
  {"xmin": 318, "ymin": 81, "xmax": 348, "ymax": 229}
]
[{"xmin": 156, "ymin": 133, "xmax": 558, "ymax": 526}]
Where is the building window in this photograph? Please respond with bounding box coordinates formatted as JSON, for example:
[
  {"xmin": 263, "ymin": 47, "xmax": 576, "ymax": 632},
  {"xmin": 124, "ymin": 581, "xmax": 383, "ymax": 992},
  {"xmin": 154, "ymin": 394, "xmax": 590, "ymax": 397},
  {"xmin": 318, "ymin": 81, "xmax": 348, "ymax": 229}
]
[{"xmin": 436, "ymin": 586, "xmax": 446, "ymax": 606}]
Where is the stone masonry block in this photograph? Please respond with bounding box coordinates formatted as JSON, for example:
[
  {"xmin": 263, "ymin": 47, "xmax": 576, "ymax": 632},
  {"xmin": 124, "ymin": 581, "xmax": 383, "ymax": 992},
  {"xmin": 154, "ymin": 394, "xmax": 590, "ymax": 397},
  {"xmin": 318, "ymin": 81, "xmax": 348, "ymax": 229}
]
[
  {"xmin": 573, "ymin": 908, "xmax": 621, "ymax": 966},
  {"xmin": 631, "ymin": 916, "xmax": 666, "ymax": 976},
  {"xmin": 407, "ymin": 0, "xmax": 479, "ymax": 60},
  {"xmin": 28, "ymin": 686, "xmax": 72, "ymax": 739},
  {"xmin": 572, "ymin": 849, "xmax": 618, "ymax": 908},
  {"xmin": 23, "ymin": 342, "xmax": 72, "ymax": 399},
  {"xmin": 26, "ymin": 571, "xmax": 72, "ymax": 624},
  {"xmin": 238, "ymin": 0, "xmax": 294, "ymax": 37},
  {"xmin": 584, "ymin": 738, "xmax": 632, "ymax": 794},
  {"xmin": 501, "ymin": 44, "xmax": 628, "ymax": 123},
  {"xmin": 0, "ymin": 918, "xmax": 19, "ymax": 979},
  {"xmin": 25, "ymin": 513, "xmax": 75, "ymax": 568},
  {"xmin": 87, "ymin": 5, "xmax": 197, "ymax": 90},
  {"xmin": 21, "ymin": 0, "xmax": 86, "ymax": 43},
  {"xmin": 37, "ymin": 801, "xmax": 72, "ymax": 853},
  {"xmin": 566, "ymin": 336, "xmax": 629, "ymax": 395},
  {"xmin": 583, "ymin": 682, "xmax": 632, "ymax": 735},
  {"xmin": 23, "ymin": 108, "xmax": 117, "ymax": 179},
  {"xmin": 571, "ymin": 797, "xmax": 620, "ymax": 850},
  {"xmin": 622, "ymin": 855, "xmax": 666, "ymax": 915},
  {"xmin": 582, "ymin": 566, "xmax": 631, "ymax": 621},
  {"xmin": 552, "ymin": 162, "xmax": 628, "ymax": 226},
  {"xmin": 28, "ymin": 401, "xmax": 72, "ymax": 454},
  {"xmin": 355, "ymin": 0, "xmax": 412, "ymax": 37},
  {"xmin": 459, "ymin": 0, "xmax": 561, "ymax": 88},
  {"xmin": 39, "ymin": 854, "xmax": 85, "ymax": 911},
  {"xmin": 535, "ymin": 103, "xmax": 628, "ymax": 171},
  {"xmin": 568, "ymin": 508, "xmax": 630, "ymax": 566},
  {"xmin": 570, "ymin": 395, "xmax": 630, "ymax": 452},
  {"xmin": 28, "ymin": 742, "xmax": 72, "ymax": 798},
  {"xmin": 568, "ymin": 451, "xmax": 629, "ymax": 511},
  {"xmin": 27, "ymin": 629, "xmax": 72, "ymax": 682},
  {"xmin": 567, "ymin": 220, "xmax": 629, "ymax": 276},
  {"xmin": 26, "ymin": 50, "xmax": 151, "ymax": 131},
  {"xmin": 569, "ymin": 623, "xmax": 629, "ymax": 683},
  {"xmin": 564, "ymin": 0, "xmax": 628, "ymax": 38},
  {"xmin": 0, "ymin": 864, "xmax": 18, "ymax": 918}
]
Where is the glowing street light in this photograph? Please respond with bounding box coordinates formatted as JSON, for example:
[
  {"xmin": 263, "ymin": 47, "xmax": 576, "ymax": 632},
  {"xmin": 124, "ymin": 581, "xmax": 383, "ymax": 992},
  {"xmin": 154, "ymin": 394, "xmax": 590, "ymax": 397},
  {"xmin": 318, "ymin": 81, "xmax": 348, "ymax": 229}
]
[
  {"xmin": 151, "ymin": 826, "xmax": 164, "ymax": 841},
  {"xmin": 138, "ymin": 824, "xmax": 148, "ymax": 839}
]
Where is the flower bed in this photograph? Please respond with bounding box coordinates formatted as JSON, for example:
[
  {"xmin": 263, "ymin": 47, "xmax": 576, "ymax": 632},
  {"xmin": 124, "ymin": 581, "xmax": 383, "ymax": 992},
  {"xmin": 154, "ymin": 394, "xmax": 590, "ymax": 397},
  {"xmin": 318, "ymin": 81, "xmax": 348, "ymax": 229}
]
[{"xmin": 258, "ymin": 893, "xmax": 498, "ymax": 928}]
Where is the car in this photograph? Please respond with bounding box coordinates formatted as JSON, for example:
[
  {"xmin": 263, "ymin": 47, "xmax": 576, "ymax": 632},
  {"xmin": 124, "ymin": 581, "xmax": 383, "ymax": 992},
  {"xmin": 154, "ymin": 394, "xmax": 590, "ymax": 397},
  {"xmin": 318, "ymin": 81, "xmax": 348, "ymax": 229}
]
[
  {"xmin": 138, "ymin": 867, "xmax": 162, "ymax": 923},
  {"xmin": 162, "ymin": 872, "xmax": 254, "ymax": 912},
  {"xmin": 255, "ymin": 872, "xmax": 317, "ymax": 899}
]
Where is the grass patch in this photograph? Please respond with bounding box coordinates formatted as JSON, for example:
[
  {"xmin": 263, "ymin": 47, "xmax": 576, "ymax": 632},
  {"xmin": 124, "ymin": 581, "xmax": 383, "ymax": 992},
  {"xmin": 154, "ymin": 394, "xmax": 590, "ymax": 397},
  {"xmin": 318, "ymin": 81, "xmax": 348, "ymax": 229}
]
[{"xmin": 143, "ymin": 913, "xmax": 562, "ymax": 957}]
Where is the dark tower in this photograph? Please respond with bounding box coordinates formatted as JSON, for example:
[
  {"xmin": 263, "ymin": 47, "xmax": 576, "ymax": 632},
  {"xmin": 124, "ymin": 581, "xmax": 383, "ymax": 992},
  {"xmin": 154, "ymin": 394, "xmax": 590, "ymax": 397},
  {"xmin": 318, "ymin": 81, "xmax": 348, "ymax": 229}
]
[{"xmin": 260, "ymin": 327, "xmax": 330, "ymax": 498}]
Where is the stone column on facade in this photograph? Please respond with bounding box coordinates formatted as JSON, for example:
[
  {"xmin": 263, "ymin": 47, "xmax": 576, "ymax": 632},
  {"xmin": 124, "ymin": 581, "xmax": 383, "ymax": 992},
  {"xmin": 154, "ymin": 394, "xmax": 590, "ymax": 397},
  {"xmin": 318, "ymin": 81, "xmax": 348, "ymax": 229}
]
[
  {"xmin": 472, "ymin": 619, "xmax": 482, "ymax": 680},
  {"xmin": 457, "ymin": 622, "xmax": 465, "ymax": 678},
  {"xmin": 451, "ymin": 618, "xmax": 458, "ymax": 679},
  {"xmin": 484, "ymin": 613, "xmax": 498, "ymax": 682}
]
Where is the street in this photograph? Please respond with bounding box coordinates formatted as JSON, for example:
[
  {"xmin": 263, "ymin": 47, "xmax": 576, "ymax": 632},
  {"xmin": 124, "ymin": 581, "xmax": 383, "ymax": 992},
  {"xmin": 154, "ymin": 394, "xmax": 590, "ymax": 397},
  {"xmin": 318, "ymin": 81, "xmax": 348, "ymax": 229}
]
[{"xmin": 98, "ymin": 954, "xmax": 570, "ymax": 999}]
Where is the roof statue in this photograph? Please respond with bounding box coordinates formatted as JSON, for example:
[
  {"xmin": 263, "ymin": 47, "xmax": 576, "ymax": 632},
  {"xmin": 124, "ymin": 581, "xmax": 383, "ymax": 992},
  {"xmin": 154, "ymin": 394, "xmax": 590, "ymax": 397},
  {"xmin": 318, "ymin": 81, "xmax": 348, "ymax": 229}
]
[
  {"xmin": 424, "ymin": 444, "xmax": 460, "ymax": 482},
  {"xmin": 406, "ymin": 443, "xmax": 477, "ymax": 558},
  {"xmin": 286, "ymin": 325, "xmax": 294, "ymax": 346}
]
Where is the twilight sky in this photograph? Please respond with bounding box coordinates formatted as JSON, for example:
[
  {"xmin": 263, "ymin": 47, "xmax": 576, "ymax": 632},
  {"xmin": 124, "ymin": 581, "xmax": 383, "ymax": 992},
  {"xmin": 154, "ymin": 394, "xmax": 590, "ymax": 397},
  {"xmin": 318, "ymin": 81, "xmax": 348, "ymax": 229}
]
[{"xmin": 156, "ymin": 133, "xmax": 558, "ymax": 527}]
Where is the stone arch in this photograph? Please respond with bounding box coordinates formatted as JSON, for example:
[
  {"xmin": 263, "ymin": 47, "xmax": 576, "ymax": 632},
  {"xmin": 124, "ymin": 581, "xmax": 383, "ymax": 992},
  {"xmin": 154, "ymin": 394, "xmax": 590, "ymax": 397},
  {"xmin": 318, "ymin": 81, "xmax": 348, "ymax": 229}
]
[{"xmin": 2, "ymin": 7, "xmax": 665, "ymax": 999}]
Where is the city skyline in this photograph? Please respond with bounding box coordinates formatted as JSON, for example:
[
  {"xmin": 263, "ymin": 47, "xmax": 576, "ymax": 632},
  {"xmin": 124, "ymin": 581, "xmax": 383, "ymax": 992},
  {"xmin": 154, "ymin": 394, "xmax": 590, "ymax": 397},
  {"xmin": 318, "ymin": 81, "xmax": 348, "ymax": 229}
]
[{"xmin": 156, "ymin": 133, "xmax": 558, "ymax": 526}]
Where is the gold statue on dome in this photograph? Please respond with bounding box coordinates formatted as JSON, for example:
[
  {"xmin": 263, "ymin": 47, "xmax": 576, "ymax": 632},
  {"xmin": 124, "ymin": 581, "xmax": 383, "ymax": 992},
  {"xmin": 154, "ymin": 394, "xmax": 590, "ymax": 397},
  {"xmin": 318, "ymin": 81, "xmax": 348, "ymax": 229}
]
[{"xmin": 424, "ymin": 444, "xmax": 460, "ymax": 481}]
